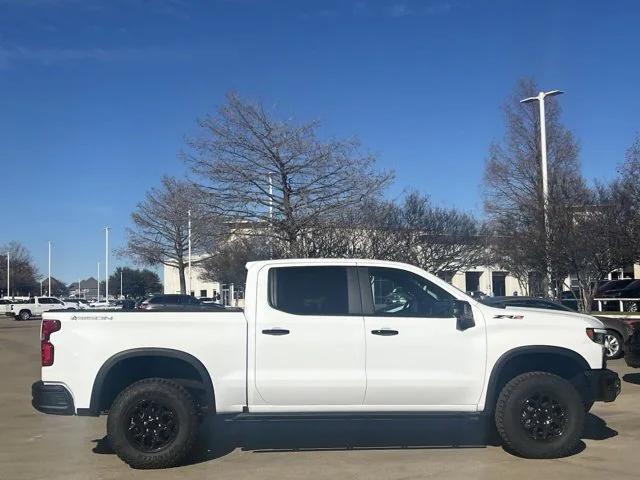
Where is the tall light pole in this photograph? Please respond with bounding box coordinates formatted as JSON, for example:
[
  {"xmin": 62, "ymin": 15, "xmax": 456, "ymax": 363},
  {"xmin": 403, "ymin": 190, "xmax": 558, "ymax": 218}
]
[
  {"xmin": 6, "ymin": 251, "xmax": 9, "ymax": 298},
  {"xmin": 187, "ymin": 210, "xmax": 192, "ymax": 296},
  {"xmin": 97, "ymin": 262, "xmax": 100, "ymax": 302},
  {"xmin": 120, "ymin": 269, "xmax": 123, "ymax": 299},
  {"xmin": 105, "ymin": 227, "xmax": 109, "ymax": 301},
  {"xmin": 268, "ymin": 172, "xmax": 273, "ymax": 220},
  {"xmin": 267, "ymin": 172, "xmax": 274, "ymax": 259},
  {"xmin": 48, "ymin": 241, "xmax": 51, "ymax": 297},
  {"xmin": 521, "ymin": 89, "xmax": 564, "ymax": 297}
]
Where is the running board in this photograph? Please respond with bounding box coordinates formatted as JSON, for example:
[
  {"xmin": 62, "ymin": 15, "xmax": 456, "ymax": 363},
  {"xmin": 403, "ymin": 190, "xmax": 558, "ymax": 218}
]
[{"xmin": 227, "ymin": 411, "xmax": 483, "ymax": 422}]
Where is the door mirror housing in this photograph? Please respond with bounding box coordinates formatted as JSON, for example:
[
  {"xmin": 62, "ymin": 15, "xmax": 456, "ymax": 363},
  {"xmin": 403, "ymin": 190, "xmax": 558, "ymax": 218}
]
[{"xmin": 453, "ymin": 300, "xmax": 475, "ymax": 331}]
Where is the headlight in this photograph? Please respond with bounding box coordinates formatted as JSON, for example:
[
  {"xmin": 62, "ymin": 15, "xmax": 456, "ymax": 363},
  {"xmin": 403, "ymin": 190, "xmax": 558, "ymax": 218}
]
[{"xmin": 586, "ymin": 328, "xmax": 607, "ymax": 345}]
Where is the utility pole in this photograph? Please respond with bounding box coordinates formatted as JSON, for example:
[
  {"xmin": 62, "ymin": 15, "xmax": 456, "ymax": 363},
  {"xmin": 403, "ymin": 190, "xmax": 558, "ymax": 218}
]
[
  {"xmin": 120, "ymin": 269, "xmax": 123, "ymax": 299},
  {"xmin": 97, "ymin": 262, "xmax": 100, "ymax": 302},
  {"xmin": 520, "ymin": 89, "xmax": 564, "ymax": 298},
  {"xmin": 6, "ymin": 251, "xmax": 9, "ymax": 298},
  {"xmin": 48, "ymin": 241, "xmax": 51, "ymax": 297},
  {"xmin": 105, "ymin": 227, "xmax": 109, "ymax": 301},
  {"xmin": 188, "ymin": 210, "xmax": 192, "ymax": 296}
]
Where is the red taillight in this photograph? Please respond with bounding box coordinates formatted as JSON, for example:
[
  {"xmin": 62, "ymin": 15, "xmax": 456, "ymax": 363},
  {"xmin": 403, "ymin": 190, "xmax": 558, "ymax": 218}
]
[
  {"xmin": 41, "ymin": 341, "xmax": 54, "ymax": 366},
  {"xmin": 41, "ymin": 320, "xmax": 61, "ymax": 367}
]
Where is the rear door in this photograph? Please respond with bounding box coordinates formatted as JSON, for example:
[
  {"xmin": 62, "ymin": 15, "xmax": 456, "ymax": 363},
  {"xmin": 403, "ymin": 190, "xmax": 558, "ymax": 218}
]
[{"xmin": 254, "ymin": 264, "xmax": 366, "ymax": 408}]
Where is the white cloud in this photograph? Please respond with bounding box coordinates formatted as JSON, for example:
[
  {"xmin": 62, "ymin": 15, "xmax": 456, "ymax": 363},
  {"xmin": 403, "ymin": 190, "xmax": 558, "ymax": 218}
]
[
  {"xmin": 0, "ymin": 44, "xmax": 191, "ymax": 69},
  {"xmin": 389, "ymin": 3, "xmax": 411, "ymax": 17}
]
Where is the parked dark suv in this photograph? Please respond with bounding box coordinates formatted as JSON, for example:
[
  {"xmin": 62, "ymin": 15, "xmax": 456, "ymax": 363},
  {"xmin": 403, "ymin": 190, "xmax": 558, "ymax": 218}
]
[{"xmin": 137, "ymin": 294, "xmax": 226, "ymax": 311}]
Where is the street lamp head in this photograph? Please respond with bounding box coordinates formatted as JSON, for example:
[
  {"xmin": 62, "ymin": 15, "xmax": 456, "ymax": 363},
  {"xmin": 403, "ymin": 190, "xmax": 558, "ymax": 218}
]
[
  {"xmin": 544, "ymin": 89, "xmax": 564, "ymax": 98},
  {"xmin": 520, "ymin": 96, "xmax": 538, "ymax": 104}
]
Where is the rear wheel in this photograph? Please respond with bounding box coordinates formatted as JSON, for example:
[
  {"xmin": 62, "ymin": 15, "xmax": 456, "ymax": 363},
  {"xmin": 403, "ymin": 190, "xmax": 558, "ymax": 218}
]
[
  {"xmin": 107, "ymin": 378, "xmax": 199, "ymax": 469},
  {"xmin": 495, "ymin": 372, "xmax": 585, "ymax": 459}
]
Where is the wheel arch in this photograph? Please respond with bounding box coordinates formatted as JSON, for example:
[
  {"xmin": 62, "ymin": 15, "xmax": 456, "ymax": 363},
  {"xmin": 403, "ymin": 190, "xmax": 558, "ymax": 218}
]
[
  {"xmin": 87, "ymin": 348, "xmax": 215, "ymax": 416},
  {"xmin": 483, "ymin": 345, "xmax": 591, "ymax": 413}
]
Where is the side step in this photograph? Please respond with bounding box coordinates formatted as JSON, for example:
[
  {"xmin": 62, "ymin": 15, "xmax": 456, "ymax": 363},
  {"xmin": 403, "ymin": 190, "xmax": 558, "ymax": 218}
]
[{"xmin": 227, "ymin": 411, "xmax": 483, "ymax": 422}]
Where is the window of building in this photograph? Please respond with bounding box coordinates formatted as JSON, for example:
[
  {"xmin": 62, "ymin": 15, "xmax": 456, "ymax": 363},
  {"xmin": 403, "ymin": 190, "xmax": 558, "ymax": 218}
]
[{"xmin": 200, "ymin": 289, "xmax": 207, "ymax": 297}]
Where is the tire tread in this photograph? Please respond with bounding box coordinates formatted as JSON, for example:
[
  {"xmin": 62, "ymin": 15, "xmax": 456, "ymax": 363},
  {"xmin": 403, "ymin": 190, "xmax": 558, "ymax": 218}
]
[
  {"xmin": 107, "ymin": 377, "xmax": 199, "ymax": 469},
  {"xmin": 495, "ymin": 371, "xmax": 584, "ymax": 459}
]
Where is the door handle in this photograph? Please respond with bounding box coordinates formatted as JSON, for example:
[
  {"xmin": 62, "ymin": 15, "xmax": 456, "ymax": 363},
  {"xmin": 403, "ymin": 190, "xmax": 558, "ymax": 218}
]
[
  {"xmin": 371, "ymin": 329, "xmax": 399, "ymax": 336},
  {"xmin": 262, "ymin": 328, "xmax": 290, "ymax": 336}
]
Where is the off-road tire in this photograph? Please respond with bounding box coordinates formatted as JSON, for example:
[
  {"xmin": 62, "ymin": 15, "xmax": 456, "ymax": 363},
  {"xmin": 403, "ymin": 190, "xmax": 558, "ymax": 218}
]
[
  {"xmin": 107, "ymin": 378, "xmax": 199, "ymax": 469},
  {"xmin": 495, "ymin": 372, "xmax": 585, "ymax": 459}
]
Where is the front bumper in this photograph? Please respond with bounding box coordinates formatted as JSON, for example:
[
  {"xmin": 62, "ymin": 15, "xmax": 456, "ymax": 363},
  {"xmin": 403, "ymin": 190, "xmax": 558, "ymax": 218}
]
[
  {"xmin": 32, "ymin": 381, "xmax": 75, "ymax": 415},
  {"xmin": 583, "ymin": 369, "xmax": 621, "ymax": 403}
]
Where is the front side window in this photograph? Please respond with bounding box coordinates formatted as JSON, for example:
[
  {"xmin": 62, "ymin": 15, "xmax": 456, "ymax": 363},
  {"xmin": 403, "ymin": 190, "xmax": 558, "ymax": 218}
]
[
  {"xmin": 366, "ymin": 267, "xmax": 454, "ymax": 317},
  {"xmin": 269, "ymin": 266, "xmax": 356, "ymax": 315}
]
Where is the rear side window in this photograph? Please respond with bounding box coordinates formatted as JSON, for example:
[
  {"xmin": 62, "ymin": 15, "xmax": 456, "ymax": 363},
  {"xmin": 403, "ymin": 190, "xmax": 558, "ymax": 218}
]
[{"xmin": 268, "ymin": 266, "xmax": 358, "ymax": 315}]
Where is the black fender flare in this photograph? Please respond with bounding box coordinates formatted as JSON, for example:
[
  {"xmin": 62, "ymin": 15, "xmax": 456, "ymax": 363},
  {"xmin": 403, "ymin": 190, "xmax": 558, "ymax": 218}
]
[
  {"xmin": 85, "ymin": 347, "xmax": 215, "ymax": 416},
  {"xmin": 482, "ymin": 345, "xmax": 591, "ymax": 411}
]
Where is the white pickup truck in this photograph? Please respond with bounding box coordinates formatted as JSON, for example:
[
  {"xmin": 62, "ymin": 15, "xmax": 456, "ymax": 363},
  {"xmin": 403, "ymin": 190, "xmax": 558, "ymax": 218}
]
[
  {"xmin": 10, "ymin": 296, "xmax": 72, "ymax": 320},
  {"xmin": 32, "ymin": 259, "xmax": 620, "ymax": 469}
]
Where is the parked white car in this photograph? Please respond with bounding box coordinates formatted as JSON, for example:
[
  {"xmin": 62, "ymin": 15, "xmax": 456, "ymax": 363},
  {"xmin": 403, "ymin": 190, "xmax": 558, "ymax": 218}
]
[
  {"xmin": 61, "ymin": 298, "xmax": 90, "ymax": 310},
  {"xmin": 32, "ymin": 259, "xmax": 620, "ymax": 469},
  {"xmin": 1, "ymin": 298, "xmax": 15, "ymax": 315},
  {"xmin": 10, "ymin": 297, "xmax": 71, "ymax": 320}
]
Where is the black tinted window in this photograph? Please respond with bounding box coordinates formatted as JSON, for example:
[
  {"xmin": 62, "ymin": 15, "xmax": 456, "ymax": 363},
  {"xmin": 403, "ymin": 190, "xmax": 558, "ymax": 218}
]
[
  {"xmin": 269, "ymin": 266, "xmax": 352, "ymax": 315},
  {"xmin": 366, "ymin": 267, "xmax": 454, "ymax": 317}
]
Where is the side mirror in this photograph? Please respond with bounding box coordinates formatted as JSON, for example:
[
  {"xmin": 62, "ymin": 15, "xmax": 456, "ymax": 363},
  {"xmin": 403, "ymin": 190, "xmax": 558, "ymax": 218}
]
[{"xmin": 453, "ymin": 300, "xmax": 475, "ymax": 331}]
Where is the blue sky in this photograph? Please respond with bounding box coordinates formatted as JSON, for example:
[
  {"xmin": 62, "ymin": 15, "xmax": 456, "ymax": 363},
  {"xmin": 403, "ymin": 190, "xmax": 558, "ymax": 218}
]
[{"xmin": 1, "ymin": 0, "xmax": 639, "ymax": 283}]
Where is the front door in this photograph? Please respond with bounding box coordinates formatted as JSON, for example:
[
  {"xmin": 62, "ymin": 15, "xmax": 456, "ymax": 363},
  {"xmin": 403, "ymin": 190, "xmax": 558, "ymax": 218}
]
[
  {"xmin": 254, "ymin": 264, "xmax": 366, "ymax": 408},
  {"xmin": 361, "ymin": 266, "xmax": 486, "ymax": 409}
]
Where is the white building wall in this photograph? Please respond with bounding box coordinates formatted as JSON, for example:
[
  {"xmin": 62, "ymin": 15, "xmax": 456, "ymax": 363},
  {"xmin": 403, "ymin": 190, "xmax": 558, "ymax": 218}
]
[
  {"xmin": 451, "ymin": 267, "xmax": 527, "ymax": 297},
  {"xmin": 163, "ymin": 264, "xmax": 221, "ymax": 299}
]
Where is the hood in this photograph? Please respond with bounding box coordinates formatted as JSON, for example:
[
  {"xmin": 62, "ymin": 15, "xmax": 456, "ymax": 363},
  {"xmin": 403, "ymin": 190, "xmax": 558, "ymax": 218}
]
[{"xmin": 486, "ymin": 305, "xmax": 605, "ymax": 329}]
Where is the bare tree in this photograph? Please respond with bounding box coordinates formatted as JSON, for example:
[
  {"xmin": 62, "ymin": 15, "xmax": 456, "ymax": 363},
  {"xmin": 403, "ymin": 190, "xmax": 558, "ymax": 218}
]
[
  {"xmin": 200, "ymin": 236, "xmax": 271, "ymax": 286},
  {"xmin": 484, "ymin": 78, "xmax": 584, "ymax": 297},
  {"xmin": 395, "ymin": 192, "xmax": 486, "ymax": 276},
  {"xmin": 0, "ymin": 242, "xmax": 40, "ymax": 297},
  {"xmin": 185, "ymin": 92, "xmax": 393, "ymax": 256},
  {"xmin": 555, "ymin": 184, "xmax": 638, "ymax": 312},
  {"xmin": 121, "ymin": 176, "xmax": 215, "ymax": 294}
]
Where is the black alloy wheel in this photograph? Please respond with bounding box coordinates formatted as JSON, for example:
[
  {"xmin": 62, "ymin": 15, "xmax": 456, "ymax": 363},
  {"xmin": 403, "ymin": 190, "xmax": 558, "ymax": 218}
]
[
  {"xmin": 125, "ymin": 400, "xmax": 179, "ymax": 453},
  {"xmin": 520, "ymin": 392, "xmax": 567, "ymax": 441}
]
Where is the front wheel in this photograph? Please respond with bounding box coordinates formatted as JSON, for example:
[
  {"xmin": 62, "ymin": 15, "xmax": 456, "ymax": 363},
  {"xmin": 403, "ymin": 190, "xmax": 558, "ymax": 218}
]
[
  {"xmin": 18, "ymin": 310, "xmax": 31, "ymax": 321},
  {"xmin": 604, "ymin": 330, "xmax": 623, "ymax": 360},
  {"xmin": 107, "ymin": 378, "xmax": 200, "ymax": 469},
  {"xmin": 495, "ymin": 372, "xmax": 585, "ymax": 459}
]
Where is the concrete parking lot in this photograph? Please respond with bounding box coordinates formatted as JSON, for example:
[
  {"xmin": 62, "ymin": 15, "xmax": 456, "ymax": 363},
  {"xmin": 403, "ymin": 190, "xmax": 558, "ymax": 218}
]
[{"xmin": 1, "ymin": 316, "xmax": 639, "ymax": 480}]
